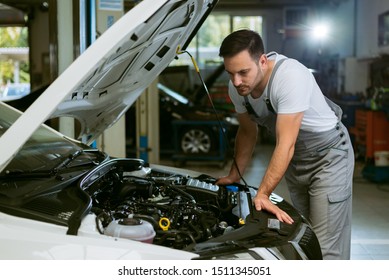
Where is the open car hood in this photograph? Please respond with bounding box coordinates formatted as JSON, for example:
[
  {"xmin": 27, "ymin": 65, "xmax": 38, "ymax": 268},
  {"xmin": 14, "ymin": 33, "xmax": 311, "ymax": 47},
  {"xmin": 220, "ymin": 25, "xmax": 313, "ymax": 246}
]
[{"xmin": 0, "ymin": 0, "xmax": 218, "ymax": 172}]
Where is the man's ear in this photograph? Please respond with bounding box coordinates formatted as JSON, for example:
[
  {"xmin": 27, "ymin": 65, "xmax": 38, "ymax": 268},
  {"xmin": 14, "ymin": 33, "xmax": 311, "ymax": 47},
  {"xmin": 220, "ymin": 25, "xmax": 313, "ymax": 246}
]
[{"xmin": 259, "ymin": 54, "xmax": 267, "ymax": 67}]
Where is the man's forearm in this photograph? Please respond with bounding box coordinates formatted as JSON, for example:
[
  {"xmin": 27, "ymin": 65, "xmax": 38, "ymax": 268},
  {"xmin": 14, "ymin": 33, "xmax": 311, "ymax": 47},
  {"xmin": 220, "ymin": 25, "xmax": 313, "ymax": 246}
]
[
  {"xmin": 257, "ymin": 143, "xmax": 294, "ymax": 196},
  {"xmin": 257, "ymin": 113, "xmax": 302, "ymax": 196}
]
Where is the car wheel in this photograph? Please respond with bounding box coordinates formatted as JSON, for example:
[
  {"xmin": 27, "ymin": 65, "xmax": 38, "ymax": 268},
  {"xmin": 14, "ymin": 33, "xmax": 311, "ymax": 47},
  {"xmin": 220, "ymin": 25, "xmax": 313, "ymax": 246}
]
[{"xmin": 180, "ymin": 127, "xmax": 212, "ymax": 154}]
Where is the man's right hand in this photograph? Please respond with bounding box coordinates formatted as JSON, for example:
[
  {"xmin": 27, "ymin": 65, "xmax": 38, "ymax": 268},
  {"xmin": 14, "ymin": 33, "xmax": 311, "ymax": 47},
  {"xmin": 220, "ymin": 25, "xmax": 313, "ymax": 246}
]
[{"xmin": 215, "ymin": 175, "xmax": 239, "ymax": 186}]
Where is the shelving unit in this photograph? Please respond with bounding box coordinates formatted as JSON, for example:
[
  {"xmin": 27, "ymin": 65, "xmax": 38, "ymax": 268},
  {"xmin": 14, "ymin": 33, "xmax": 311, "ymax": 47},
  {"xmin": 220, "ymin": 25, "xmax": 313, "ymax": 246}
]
[
  {"xmin": 349, "ymin": 109, "xmax": 389, "ymax": 159},
  {"xmin": 350, "ymin": 109, "xmax": 389, "ymax": 183}
]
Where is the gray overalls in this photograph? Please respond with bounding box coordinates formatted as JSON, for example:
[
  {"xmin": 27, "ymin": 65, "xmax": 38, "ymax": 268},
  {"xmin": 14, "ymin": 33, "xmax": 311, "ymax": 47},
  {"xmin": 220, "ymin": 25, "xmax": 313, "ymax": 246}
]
[{"xmin": 244, "ymin": 59, "xmax": 354, "ymax": 260}]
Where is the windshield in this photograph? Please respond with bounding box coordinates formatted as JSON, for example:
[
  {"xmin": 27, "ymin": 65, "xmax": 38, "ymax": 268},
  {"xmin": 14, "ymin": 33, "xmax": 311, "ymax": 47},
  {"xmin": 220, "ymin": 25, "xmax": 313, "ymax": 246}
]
[{"xmin": 0, "ymin": 103, "xmax": 90, "ymax": 174}]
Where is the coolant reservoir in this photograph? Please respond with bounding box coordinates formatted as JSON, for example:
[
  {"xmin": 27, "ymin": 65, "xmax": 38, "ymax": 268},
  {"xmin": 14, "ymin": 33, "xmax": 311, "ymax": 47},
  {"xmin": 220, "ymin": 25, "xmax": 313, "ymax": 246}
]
[{"xmin": 105, "ymin": 218, "xmax": 156, "ymax": 243}]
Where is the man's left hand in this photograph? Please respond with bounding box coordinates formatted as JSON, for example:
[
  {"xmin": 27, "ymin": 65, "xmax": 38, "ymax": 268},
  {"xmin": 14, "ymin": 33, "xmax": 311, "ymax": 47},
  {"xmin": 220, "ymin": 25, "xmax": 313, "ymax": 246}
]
[{"xmin": 252, "ymin": 193, "xmax": 294, "ymax": 224}]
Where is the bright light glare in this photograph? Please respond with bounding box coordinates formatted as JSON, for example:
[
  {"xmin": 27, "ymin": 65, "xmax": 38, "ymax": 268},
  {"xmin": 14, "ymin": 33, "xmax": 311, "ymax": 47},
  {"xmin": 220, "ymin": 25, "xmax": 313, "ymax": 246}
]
[{"xmin": 312, "ymin": 23, "xmax": 329, "ymax": 40}]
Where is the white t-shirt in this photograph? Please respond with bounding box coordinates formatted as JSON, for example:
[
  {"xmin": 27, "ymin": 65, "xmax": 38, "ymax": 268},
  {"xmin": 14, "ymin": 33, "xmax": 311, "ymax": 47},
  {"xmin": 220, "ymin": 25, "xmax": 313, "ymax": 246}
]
[{"xmin": 228, "ymin": 52, "xmax": 338, "ymax": 132}]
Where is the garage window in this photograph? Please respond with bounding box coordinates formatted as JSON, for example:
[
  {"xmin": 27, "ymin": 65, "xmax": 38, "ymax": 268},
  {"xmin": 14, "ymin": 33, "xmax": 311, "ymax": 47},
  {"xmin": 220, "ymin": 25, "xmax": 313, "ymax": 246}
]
[{"xmin": 172, "ymin": 14, "xmax": 263, "ymax": 68}]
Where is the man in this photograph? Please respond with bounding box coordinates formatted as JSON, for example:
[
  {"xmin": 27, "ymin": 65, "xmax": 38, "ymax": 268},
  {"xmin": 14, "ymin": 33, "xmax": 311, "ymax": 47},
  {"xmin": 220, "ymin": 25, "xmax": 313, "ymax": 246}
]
[{"xmin": 216, "ymin": 29, "xmax": 354, "ymax": 260}]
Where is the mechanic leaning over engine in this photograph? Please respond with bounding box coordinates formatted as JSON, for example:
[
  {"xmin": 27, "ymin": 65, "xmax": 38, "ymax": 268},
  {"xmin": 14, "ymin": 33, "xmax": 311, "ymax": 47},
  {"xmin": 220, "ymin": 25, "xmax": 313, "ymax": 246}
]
[{"xmin": 215, "ymin": 29, "xmax": 354, "ymax": 260}]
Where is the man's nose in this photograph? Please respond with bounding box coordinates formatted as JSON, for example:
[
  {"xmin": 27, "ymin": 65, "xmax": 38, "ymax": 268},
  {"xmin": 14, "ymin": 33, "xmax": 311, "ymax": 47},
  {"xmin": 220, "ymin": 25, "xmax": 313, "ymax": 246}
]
[{"xmin": 231, "ymin": 75, "xmax": 241, "ymax": 87}]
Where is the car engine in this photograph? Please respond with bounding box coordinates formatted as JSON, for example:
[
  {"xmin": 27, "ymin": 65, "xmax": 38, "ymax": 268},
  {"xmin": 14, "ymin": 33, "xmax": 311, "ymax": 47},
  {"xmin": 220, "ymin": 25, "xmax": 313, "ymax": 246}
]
[{"xmin": 82, "ymin": 158, "xmax": 247, "ymax": 249}]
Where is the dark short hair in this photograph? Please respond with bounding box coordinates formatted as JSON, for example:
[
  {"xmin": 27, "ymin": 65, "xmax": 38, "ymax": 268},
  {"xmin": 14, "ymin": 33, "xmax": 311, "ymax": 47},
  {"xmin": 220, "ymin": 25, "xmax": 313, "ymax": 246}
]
[{"xmin": 219, "ymin": 29, "xmax": 265, "ymax": 61}]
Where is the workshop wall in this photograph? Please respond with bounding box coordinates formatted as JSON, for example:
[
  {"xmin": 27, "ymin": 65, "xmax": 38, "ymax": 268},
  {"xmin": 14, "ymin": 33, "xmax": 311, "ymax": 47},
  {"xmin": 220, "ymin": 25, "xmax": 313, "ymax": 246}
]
[{"xmin": 356, "ymin": 0, "xmax": 389, "ymax": 58}]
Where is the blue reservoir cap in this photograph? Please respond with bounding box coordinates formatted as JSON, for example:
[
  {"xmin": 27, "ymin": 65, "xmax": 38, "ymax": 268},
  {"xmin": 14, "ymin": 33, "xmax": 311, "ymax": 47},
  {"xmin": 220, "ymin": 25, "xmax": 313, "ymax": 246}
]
[{"xmin": 226, "ymin": 185, "xmax": 239, "ymax": 192}]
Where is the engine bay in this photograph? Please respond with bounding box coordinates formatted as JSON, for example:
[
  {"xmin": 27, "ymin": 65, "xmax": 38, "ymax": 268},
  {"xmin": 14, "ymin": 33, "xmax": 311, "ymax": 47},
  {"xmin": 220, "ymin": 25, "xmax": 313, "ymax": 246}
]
[{"xmin": 82, "ymin": 158, "xmax": 249, "ymax": 249}]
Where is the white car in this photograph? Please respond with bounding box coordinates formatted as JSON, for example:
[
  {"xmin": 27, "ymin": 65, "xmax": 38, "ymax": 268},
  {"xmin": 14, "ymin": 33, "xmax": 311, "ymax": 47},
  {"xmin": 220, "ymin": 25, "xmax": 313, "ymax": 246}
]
[{"xmin": 0, "ymin": 0, "xmax": 322, "ymax": 260}]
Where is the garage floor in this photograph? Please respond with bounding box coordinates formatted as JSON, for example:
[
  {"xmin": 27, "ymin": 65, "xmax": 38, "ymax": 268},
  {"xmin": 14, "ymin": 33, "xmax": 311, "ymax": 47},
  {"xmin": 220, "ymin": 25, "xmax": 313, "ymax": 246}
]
[{"xmin": 163, "ymin": 142, "xmax": 389, "ymax": 260}]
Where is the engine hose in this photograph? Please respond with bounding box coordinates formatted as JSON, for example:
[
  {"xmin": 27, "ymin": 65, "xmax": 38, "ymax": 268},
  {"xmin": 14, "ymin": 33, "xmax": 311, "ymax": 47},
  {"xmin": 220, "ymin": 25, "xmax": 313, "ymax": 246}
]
[
  {"xmin": 95, "ymin": 216, "xmax": 104, "ymax": 234},
  {"xmin": 188, "ymin": 222, "xmax": 203, "ymax": 241},
  {"xmin": 170, "ymin": 186, "xmax": 196, "ymax": 203},
  {"xmin": 155, "ymin": 229, "xmax": 197, "ymax": 245},
  {"xmin": 199, "ymin": 215, "xmax": 215, "ymax": 238},
  {"xmin": 182, "ymin": 231, "xmax": 197, "ymax": 244},
  {"xmin": 95, "ymin": 211, "xmax": 111, "ymax": 234}
]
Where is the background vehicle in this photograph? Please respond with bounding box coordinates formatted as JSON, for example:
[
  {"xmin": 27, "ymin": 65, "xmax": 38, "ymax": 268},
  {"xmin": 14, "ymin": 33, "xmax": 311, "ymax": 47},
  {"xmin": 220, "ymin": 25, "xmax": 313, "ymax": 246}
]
[{"xmin": 126, "ymin": 81, "xmax": 238, "ymax": 159}]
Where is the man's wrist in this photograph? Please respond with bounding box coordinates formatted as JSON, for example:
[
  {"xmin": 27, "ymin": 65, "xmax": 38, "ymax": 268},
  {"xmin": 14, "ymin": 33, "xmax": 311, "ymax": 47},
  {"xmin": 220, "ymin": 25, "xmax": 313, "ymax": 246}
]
[
  {"xmin": 257, "ymin": 188, "xmax": 271, "ymax": 197},
  {"xmin": 228, "ymin": 171, "xmax": 242, "ymax": 183}
]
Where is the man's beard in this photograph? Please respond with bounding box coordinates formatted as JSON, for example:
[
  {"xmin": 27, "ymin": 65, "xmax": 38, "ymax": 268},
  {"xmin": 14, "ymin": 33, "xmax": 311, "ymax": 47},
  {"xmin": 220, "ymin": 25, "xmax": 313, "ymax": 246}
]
[{"xmin": 236, "ymin": 84, "xmax": 251, "ymax": 95}]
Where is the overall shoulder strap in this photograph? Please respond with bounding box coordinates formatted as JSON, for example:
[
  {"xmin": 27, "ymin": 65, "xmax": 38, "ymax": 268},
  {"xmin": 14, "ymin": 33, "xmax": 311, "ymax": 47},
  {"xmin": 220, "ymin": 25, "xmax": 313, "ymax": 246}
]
[
  {"xmin": 244, "ymin": 95, "xmax": 260, "ymax": 118},
  {"xmin": 243, "ymin": 57, "xmax": 288, "ymax": 117},
  {"xmin": 264, "ymin": 58, "xmax": 287, "ymax": 114},
  {"xmin": 266, "ymin": 58, "xmax": 287, "ymax": 99}
]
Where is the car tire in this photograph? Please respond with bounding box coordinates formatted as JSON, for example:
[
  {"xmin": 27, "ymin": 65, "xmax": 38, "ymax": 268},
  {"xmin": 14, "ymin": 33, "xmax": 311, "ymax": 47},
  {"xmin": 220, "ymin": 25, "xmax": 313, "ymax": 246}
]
[{"xmin": 179, "ymin": 127, "xmax": 213, "ymax": 154}]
